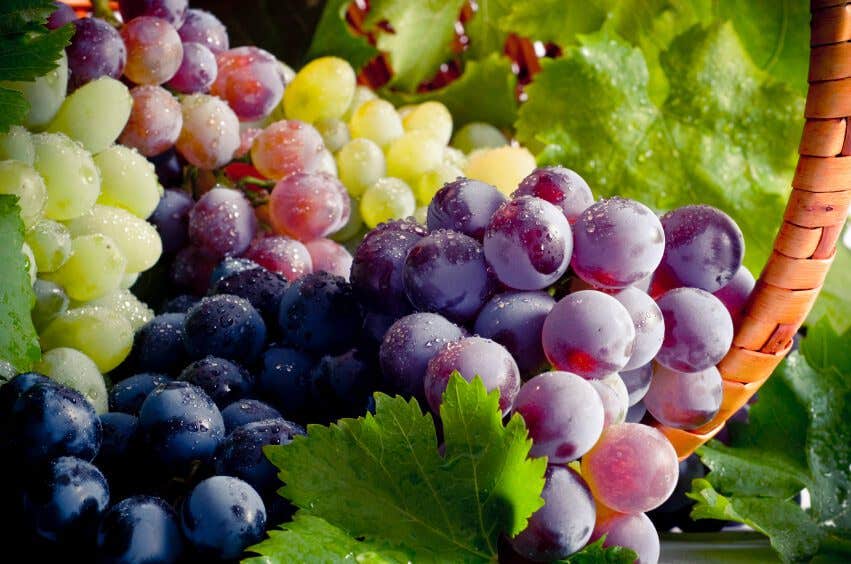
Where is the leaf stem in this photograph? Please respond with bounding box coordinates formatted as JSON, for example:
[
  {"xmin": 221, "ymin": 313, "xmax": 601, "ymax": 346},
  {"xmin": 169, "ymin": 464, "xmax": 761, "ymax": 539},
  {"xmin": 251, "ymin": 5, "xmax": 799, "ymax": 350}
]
[{"xmin": 92, "ymin": 0, "xmax": 121, "ymax": 26}]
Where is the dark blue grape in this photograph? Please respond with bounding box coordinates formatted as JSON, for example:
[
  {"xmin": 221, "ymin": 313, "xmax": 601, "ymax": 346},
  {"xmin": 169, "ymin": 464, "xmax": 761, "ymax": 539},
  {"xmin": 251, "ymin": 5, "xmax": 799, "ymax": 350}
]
[
  {"xmin": 0, "ymin": 372, "xmax": 50, "ymax": 422},
  {"xmin": 361, "ymin": 310, "xmax": 397, "ymax": 349},
  {"xmin": 209, "ymin": 257, "xmax": 260, "ymax": 287},
  {"xmin": 256, "ymin": 347, "xmax": 313, "ymax": 419},
  {"xmin": 150, "ymin": 189, "xmax": 193, "ymax": 255},
  {"xmin": 178, "ymin": 356, "xmax": 253, "ymax": 408},
  {"xmin": 128, "ymin": 313, "xmax": 187, "ymax": 375},
  {"xmin": 213, "ymin": 266, "xmax": 288, "ymax": 325},
  {"xmin": 308, "ymin": 349, "xmax": 377, "ymax": 421},
  {"xmin": 184, "ymin": 294, "xmax": 266, "ymax": 364},
  {"xmin": 94, "ymin": 412, "xmax": 139, "ymax": 478},
  {"xmin": 426, "ymin": 178, "xmax": 506, "ymax": 240},
  {"xmin": 149, "ymin": 149, "xmax": 184, "ymax": 188},
  {"xmin": 351, "ymin": 225, "xmax": 424, "ymax": 316},
  {"xmin": 97, "ymin": 495, "xmax": 184, "ymax": 564},
  {"xmin": 215, "ymin": 418, "xmax": 304, "ymax": 492},
  {"xmin": 221, "ymin": 399, "xmax": 283, "ymax": 434},
  {"xmin": 162, "ymin": 294, "xmax": 199, "ymax": 313},
  {"xmin": 180, "ymin": 476, "xmax": 266, "ymax": 560},
  {"xmin": 109, "ymin": 373, "xmax": 171, "ymax": 415}
]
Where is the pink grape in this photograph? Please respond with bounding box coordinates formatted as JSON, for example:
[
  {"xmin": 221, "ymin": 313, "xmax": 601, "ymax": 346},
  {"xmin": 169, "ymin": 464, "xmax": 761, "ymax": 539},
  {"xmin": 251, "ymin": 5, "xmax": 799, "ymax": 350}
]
[
  {"xmin": 243, "ymin": 236, "xmax": 312, "ymax": 281},
  {"xmin": 250, "ymin": 120, "xmax": 325, "ymax": 181},
  {"xmin": 235, "ymin": 128, "xmax": 262, "ymax": 159},
  {"xmin": 166, "ymin": 42, "xmax": 217, "ymax": 93},
  {"xmin": 513, "ymin": 371, "xmax": 605, "ymax": 463},
  {"xmin": 175, "ymin": 94, "xmax": 240, "ymax": 169},
  {"xmin": 178, "ymin": 9, "xmax": 229, "ymax": 53},
  {"xmin": 713, "ymin": 265, "xmax": 755, "ymax": 326},
  {"xmin": 188, "ymin": 187, "xmax": 257, "ymax": 259},
  {"xmin": 121, "ymin": 16, "xmax": 183, "ymax": 86},
  {"xmin": 119, "ymin": 85, "xmax": 182, "ymax": 157},
  {"xmin": 588, "ymin": 374, "xmax": 629, "ymax": 428},
  {"xmin": 119, "ymin": 0, "xmax": 188, "ymax": 27},
  {"xmin": 613, "ymin": 286, "xmax": 665, "ymax": 371},
  {"xmin": 305, "ymin": 239, "xmax": 353, "ymax": 280},
  {"xmin": 591, "ymin": 511, "xmax": 660, "ymax": 564},
  {"xmin": 644, "ymin": 364, "xmax": 722, "ymax": 430},
  {"xmin": 620, "ymin": 363, "xmax": 653, "ymax": 406},
  {"xmin": 67, "ymin": 18, "xmax": 126, "ymax": 91},
  {"xmin": 582, "ymin": 423, "xmax": 679, "ymax": 513},
  {"xmin": 211, "ymin": 46, "xmax": 284, "ymax": 121},
  {"xmin": 171, "ymin": 245, "xmax": 217, "ymax": 295},
  {"xmin": 513, "ymin": 166, "xmax": 594, "ymax": 224},
  {"xmin": 268, "ymin": 172, "xmax": 347, "ymax": 241}
]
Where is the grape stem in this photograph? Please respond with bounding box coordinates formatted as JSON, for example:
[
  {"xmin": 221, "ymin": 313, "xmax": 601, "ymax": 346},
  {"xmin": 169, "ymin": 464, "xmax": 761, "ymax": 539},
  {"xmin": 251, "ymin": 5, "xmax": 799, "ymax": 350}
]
[{"xmin": 92, "ymin": 0, "xmax": 120, "ymax": 26}]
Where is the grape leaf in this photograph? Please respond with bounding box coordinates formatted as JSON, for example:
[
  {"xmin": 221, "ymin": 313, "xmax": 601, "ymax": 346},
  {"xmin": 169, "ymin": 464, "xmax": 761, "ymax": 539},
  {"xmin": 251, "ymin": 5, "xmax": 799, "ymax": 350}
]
[
  {"xmin": 807, "ymin": 245, "xmax": 851, "ymax": 334},
  {"xmin": 500, "ymin": 0, "xmax": 614, "ymax": 46},
  {"xmin": 255, "ymin": 374, "xmax": 547, "ymax": 562},
  {"xmin": 0, "ymin": 0, "xmax": 57, "ymax": 34},
  {"xmin": 461, "ymin": 0, "xmax": 512, "ymax": 62},
  {"xmin": 560, "ymin": 537, "xmax": 638, "ymax": 563},
  {"xmin": 305, "ymin": 0, "xmax": 378, "ymax": 70},
  {"xmin": 0, "ymin": 196, "xmax": 39, "ymax": 372}
]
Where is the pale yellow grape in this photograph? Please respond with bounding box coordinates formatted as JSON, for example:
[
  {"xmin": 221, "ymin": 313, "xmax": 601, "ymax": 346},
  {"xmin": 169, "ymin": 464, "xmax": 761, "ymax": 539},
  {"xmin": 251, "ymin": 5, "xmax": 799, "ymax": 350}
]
[
  {"xmin": 330, "ymin": 196, "xmax": 364, "ymax": 243},
  {"xmin": 413, "ymin": 205, "xmax": 428, "ymax": 225},
  {"xmin": 79, "ymin": 289, "xmax": 154, "ymax": 331},
  {"xmin": 32, "ymin": 132, "xmax": 101, "ymax": 221},
  {"xmin": 21, "ymin": 243, "xmax": 36, "ymax": 285},
  {"xmin": 41, "ymin": 306, "xmax": 134, "ymax": 373},
  {"xmin": 0, "ymin": 161, "xmax": 47, "ymax": 228},
  {"xmin": 316, "ymin": 150, "xmax": 338, "ymax": 176},
  {"xmin": 26, "ymin": 219, "xmax": 71, "ymax": 272},
  {"xmin": 349, "ymin": 99, "xmax": 403, "ymax": 148},
  {"xmin": 1, "ymin": 52, "xmax": 68, "ymax": 130},
  {"xmin": 47, "ymin": 77, "xmax": 132, "ymax": 153},
  {"xmin": 284, "ymin": 57, "xmax": 356, "ymax": 122},
  {"xmin": 120, "ymin": 271, "xmax": 139, "ymax": 289},
  {"xmin": 402, "ymin": 102, "xmax": 453, "ymax": 146},
  {"xmin": 386, "ymin": 131, "xmax": 444, "ymax": 185},
  {"xmin": 35, "ymin": 348, "xmax": 107, "ymax": 413},
  {"xmin": 278, "ymin": 60, "xmax": 296, "ymax": 84},
  {"xmin": 314, "ymin": 118, "xmax": 350, "ymax": 153},
  {"xmin": 65, "ymin": 205, "xmax": 162, "ymax": 273},
  {"xmin": 464, "ymin": 145, "xmax": 536, "ymax": 195},
  {"xmin": 336, "ymin": 138, "xmax": 386, "ymax": 198},
  {"xmin": 451, "ymin": 122, "xmax": 508, "ymax": 153},
  {"xmin": 396, "ymin": 105, "xmax": 416, "ymax": 120},
  {"xmin": 414, "ymin": 163, "xmax": 464, "ymax": 205},
  {"xmin": 360, "ymin": 177, "xmax": 416, "ymax": 228},
  {"xmin": 43, "ymin": 234, "xmax": 126, "ymax": 301},
  {"xmin": 443, "ymin": 146, "xmax": 467, "ymax": 169},
  {"xmin": 94, "ymin": 145, "xmax": 162, "ymax": 219},
  {"xmin": 342, "ymin": 85, "xmax": 377, "ymax": 121},
  {"xmin": 0, "ymin": 126, "xmax": 34, "ymax": 164}
]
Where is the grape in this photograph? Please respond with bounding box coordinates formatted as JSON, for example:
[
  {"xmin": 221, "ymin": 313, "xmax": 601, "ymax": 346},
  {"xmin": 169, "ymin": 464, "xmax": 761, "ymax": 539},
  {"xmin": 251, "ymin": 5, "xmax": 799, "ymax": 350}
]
[
  {"xmin": 119, "ymin": 0, "xmax": 188, "ymax": 26},
  {"xmin": 414, "ymin": 163, "xmax": 464, "ymax": 205},
  {"xmin": 0, "ymin": 373, "xmax": 50, "ymax": 422},
  {"xmin": 386, "ymin": 131, "xmax": 444, "ymax": 185},
  {"xmin": 180, "ymin": 476, "xmax": 266, "ymax": 560},
  {"xmin": 97, "ymin": 496, "xmax": 184, "ymax": 564},
  {"xmin": 509, "ymin": 466, "xmax": 595, "ymax": 561},
  {"xmin": 620, "ymin": 363, "xmax": 653, "ymax": 406},
  {"xmin": 31, "ymin": 280, "xmax": 68, "ymax": 331},
  {"xmin": 84, "ymin": 288, "xmax": 154, "ymax": 331},
  {"xmin": 150, "ymin": 188, "xmax": 193, "ymax": 254},
  {"xmin": 591, "ymin": 511, "xmax": 660, "ymax": 564},
  {"xmin": 514, "ymin": 166, "xmax": 594, "ymax": 224},
  {"xmin": 66, "ymin": 18, "xmax": 126, "ymax": 91},
  {"xmin": 25, "ymin": 220, "xmax": 68, "ymax": 273},
  {"xmin": 119, "ymin": 85, "xmax": 182, "ymax": 157},
  {"xmin": 121, "ymin": 271, "xmax": 139, "ymax": 289},
  {"xmin": 175, "ymin": 94, "xmax": 240, "ymax": 169},
  {"xmin": 31, "ymin": 132, "xmax": 100, "ymax": 221},
  {"xmin": 212, "ymin": 267, "xmax": 288, "ymax": 324},
  {"xmin": 379, "ymin": 313, "xmax": 466, "ymax": 399},
  {"xmin": 177, "ymin": 356, "xmax": 252, "ymax": 409},
  {"xmin": 363, "ymin": 310, "xmax": 397, "ymax": 348},
  {"xmin": 65, "ymin": 205, "xmax": 162, "ymax": 273},
  {"xmin": 215, "ymin": 418, "xmax": 304, "ymax": 492},
  {"xmin": 250, "ymin": 119, "xmax": 325, "ymax": 180},
  {"xmin": 268, "ymin": 172, "xmax": 347, "ymax": 241},
  {"xmin": 41, "ymin": 306, "xmax": 134, "ymax": 372},
  {"xmin": 0, "ymin": 125, "xmax": 34, "ymax": 164},
  {"xmin": 314, "ymin": 118, "xmax": 350, "ymax": 153},
  {"xmin": 588, "ymin": 373, "xmax": 630, "ymax": 428},
  {"xmin": 402, "ymin": 101, "xmax": 453, "ymax": 145},
  {"xmin": 464, "ymin": 145, "xmax": 536, "ymax": 195},
  {"xmin": 360, "ymin": 177, "xmax": 416, "ymax": 228},
  {"xmin": 713, "ymin": 265, "xmax": 755, "ymax": 326},
  {"xmin": 659, "ymin": 205, "xmax": 745, "ymax": 292},
  {"xmin": 42, "ymin": 234, "xmax": 126, "ymax": 301},
  {"xmin": 109, "ymin": 373, "xmax": 171, "ymax": 414},
  {"xmin": 212, "ymin": 46, "xmax": 284, "ymax": 121},
  {"xmin": 188, "ymin": 187, "xmax": 257, "ymax": 258},
  {"xmin": 121, "ymin": 16, "xmax": 183, "ymax": 85},
  {"xmin": 582, "ymin": 423, "xmax": 679, "ymax": 513},
  {"xmin": 139, "ymin": 381, "xmax": 225, "ymax": 473},
  {"xmin": 184, "ymin": 294, "xmax": 266, "ymax": 363},
  {"xmin": 427, "ymin": 178, "xmax": 506, "ymax": 240},
  {"xmin": 94, "ymin": 144, "xmax": 162, "ymax": 219},
  {"xmin": 424, "ymin": 336, "xmax": 520, "ymax": 415},
  {"xmin": 613, "ymin": 287, "xmax": 665, "ymax": 371},
  {"xmin": 170, "ymin": 246, "xmax": 216, "ymax": 294},
  {"xmin": 221, "ymin": 399, "xmax": 282, "ymax": 434},
  {"xmin": 451, "ymin": 122, "xmax": 507, "ymax": 153},
  {"xmin": 166, "ymin": 41, "xmax": 217, "ymax": 93},
  {"xmin": 22, "ymin": 456, "xmax": 109, "ymax": 543},
  {"xmin": 211, "ymin": 257, "xmax": 259, "ymax": 287},
  {"xmin": 336, "ymin": 137, "xmax": 386, "ymax": 197},
  {"xmin": 284, "ymin": 56, "xmax": 356, "ymax": 123},
  {"xmin": 655, "ymin": 287, "xmax": 734, "ymax": 372},
  {"xmin": 542, "ymin": 291, "xmax": 636, "ymax": 379},
  {"xmin": 513, "ymin": 371, "xmax": 604, "ymax": 462},
  {"xmin": 443, "ymin": 146, "xmax": 467, "ymax": 169},
  {"xmin": 644, "ymin": 364, "xmax": 723, "ymax": 430},
  {"xmin": 178, "ymin": 8, "xmax": 229, "ymax": 53},
  {"xmin": 342, "ymin": 85, "xmax": 377, "ymax": 121},
  {"xmin": 163, "ymin": 294, "xmax": 199, "ymax": 313},
  {"xmin": 256, "ymin": 347, "xmax": 313, "ymax": 419},
  {"xmin": 626, "ymin": 401, "xmax": 647, "ymax": 423},
  {"xmin": 2, "ymin": 52, "xmax": 68, "ymax": 129},
  {"xmin": 47, "ymin": 77, "xmax": 132, "ymax": 154},
  {"xmin": 95, "ymin": 411, "xmax": 139, "ymax": 475},
  {"xmin": 243, "ymin": 235, "xmax": 312, "ymax": 281},
  {"xmin": 34, "ymin": 348, "xmax": 107, "ymax": 413},
  {"xmin": 9, "ymin": 382, "xmax": 101, "ymax": 463},
  {"xmin": 150, "ymin": 148, "xmax": 183, "ymax": 186},
  {"xmin": 330, "ymin": 197, "xmax": 364, "ymax": 242},
  {"xmin": 305, "ymin": 238, "xmax": 353, "ymax": 279},
  {"xmin": 307, "ymin": 349, "xmax": 377, "ymax": 421},
  {"xmin": 47, "ymin": 2, "xmax": 76, "ymax": 29},
  {"xmin": 483, "ymin": 196, "xmax": 572, "ymax": 290},
  {"xmin": 0, "ymin": 161, "xmax": 46, "ymax": 228},
  {"xmin": 348, "ymin": 99, "xmax": 404, "ymax": 149}
]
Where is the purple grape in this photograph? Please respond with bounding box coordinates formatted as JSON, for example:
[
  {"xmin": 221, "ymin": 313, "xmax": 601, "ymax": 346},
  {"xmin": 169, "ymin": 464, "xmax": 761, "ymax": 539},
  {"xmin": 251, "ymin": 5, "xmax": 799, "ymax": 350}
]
[
  {"xmin": 659, "ymin": 205, "xmax": 745, "ymax": 292},
  {"xmin": 379, "ymin": 313, "xmax": 467, "ymax": 399},
  {"xmin": 713, "ymin": 265, "xmax": 755, "ymax": 326},
  {"xmin": 209, "ymin": 257, "xmax": 260, "ymax": 287},
  {"xmin": 66, "ymin": 18, "xmax": 127, "ymax": 91},
  {"xmin": 166, "ymin": 42, "xmax": 217, "ymax": 93},
  {"xmin": 212, "ymin": 267, "xmax": 288, "ymax": 325},
  {"xmin": 183, "ymin": 295, "xmax": 266, "ymax": 364},
  {"xmin": 644, "ymin": 364, "xmax": 723, "ymax": 430},
  {"xmin": 572, "ymin": 197, "xmax": 664, "ymax": 290},
  {"xmin": 47, "ymin": 2, "xmax": 76, "ymax": 29},
  {"xmin": 370, "ymin": 218, "xmax": 428, "ymax": 237},
  {"xmin": 655, "ymin": 288, "xmax": 734, "ymax": 372},
  {"xmin": 403, "ymin": 230, "xmax": 496, "ymax": 323},
  {"xmin": 221, "ymin": 399, "xmax": 282, "ymax": 434},
  {"xmin": 179, "ymin": 356, "xmax": 254, "ymax": 409},
  {"xmin": 613, "ymin": 287, "xmax": 665, "ymax": 371},
  {"xmin": 483, "ymin": 195, "xmax": 572, "ymax": 290},
  {"xmin": 150, "ymin": 148, "xmax": 183, "ymax": 187},
  {"xmin": 170, "ymin": 245, "xmax": 218, "ymax": 295},
  {"xmin": 178, "ymin": 8, "xmax": 229, "ymax": 54},
  {"xmin": 424, "ymin": 336, "xmax": 520, "ymax": 415},
  {"xmin": 625, "ymin": 401, "xmax": 647, "ymax": 423},
  {"xmin": 150, "ymin": 188, "xmax": 193, "ymax": 254},
  {"xmin": 542, "ymin": 290, "xmax": 636, "ymax": 379},
  {"xmin": 351, "ymin": 225, "xmax": 424, "ymax": 316},
  {"xmin": 362, "ymin": 310, "xmax": 397, "ymax": 347},
  {"xmin": 588, "ymin": 374, "xmax": 629, "ymax": 428},
  {"xmin": 121, "ymin": 16, "xmax": 184, "ymax": 86},
  {"xmin": 119, "ymin": 0, "xmax": 188, "ymax": 27},
  {"xmin": 473, "ymin": 291, "xmax": 555, "ymax": 375},
  {"xmin": 120, "ymin": 85, "xmax": 183, "ymax": 157},
  {"xmin": 513, "ymin": 166, "xmax": 594, "ymax": 224},
  {"xmin": 620, "ymin": 363, "xmax": 652, "ymax": 406},
  {"xmin": 591, "ymin": 511, "xmax": 660, "ymax": 564},
  {"xmin": 109, "ymin": 373, "xmax": 171, "ymax": 414},
  {"xmin": 509, "ymin": 466, "xmax": 595, "ymax": 561},
  {"xmin": 513, "ymin": 371, "xmax": 605, "ymax": 463},
  {"xmin": 426, "ymin": 178, "xmax": 506, "ymax": 240},
  {"xmin": 188, "ymin": 187, "xmax": 257, "ymax": 259}
]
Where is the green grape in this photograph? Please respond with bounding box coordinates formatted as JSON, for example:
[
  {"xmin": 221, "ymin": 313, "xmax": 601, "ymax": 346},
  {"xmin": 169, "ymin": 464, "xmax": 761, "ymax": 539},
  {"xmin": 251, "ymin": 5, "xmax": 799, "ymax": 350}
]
[
  {"xmin": 284, "ymin": 56, "xmax": 356, "ymax": 122},
  {"xmin": 79, "ymin": 288, "xmax": 154, "ymax": 331},
  {"xmin": 464, "ymin": 145, "xmax": 536, "ymax": 195},
  {"xmin": 349, "ymin": 99, "xmax": 403, "ymax": 148},
  {"xmin": 360, "ymin": 177, "xmax": 416, "ymax": 228},
  {"xmin": 47, "ymin": 77, "xmax": 132, "ymax": 154},
  {"xmin": 396, "ymin": 104, "xmax": 416, "ymax": 120},
  {"xmin": 330, "ymin": 196, "xmax": 364, "ymax": 243},
  {"xmin": 0, "ymin": 160, "xmax": 47, "ymax": 228},
  {"xmin": 414, "ymin": 163, "xmax": 464, "ymax": 205},
  {"xmin": 386, "ymin": 131, "xmax": 444, "ymax": 186},
  {"xmin": 451, "ymin": 122, "xmax": 508, "ymax": 154},
  {"xmin": 342, "ymin": 85, "xmax": 377, "ymax": 121},
  {"xmin": 26, "ymin": 218, "xmax": 72, "ymax": 272},
  {"xmin": 120, "ymin": 271, "xmax": 139, "ymax": 289},
  {"xmin": 35, "ymin": 347, "xmax": 108, "ymax": 413},
  {"xmin": 336, "ymin": 138, "xmax": 386, "ymax": 198},
  {"xmin": 443, "ymin": 146, "xmax": 467, "ymax": 169},
  {"xmin": 413, "ymin": 205, "xmax": 428, "ymax": 225},
  {"xmin": 32, "ymin": 132, "xmax": 101, "ymax": 221},
  {"xmin": 1, "ymin": 52, "xmax": 68, "ymax": 130},
  {"xmin": 94, "ymin": 145, "xmax": 162, "ymax": 219},
  {"xmin": 314, "ymin": 118, "xmax": 350, "ymax": 153},
  {"xmin": 22, "ymin": 242, "xmax": 36, "ymax": 285},
  {"xmin": 0, "ymin": 125, "xmax": 35, "ymax": 164},
  {"xmin": 32, "ymin": 279, "xmax": 69, "ymax": 331},
  {"xmin": 41, "ymin": 306, "xmax": 134, "ymax": 373},
  {"xmin": 402, "ymin": 101, "xmax": 453, "ymax": 146},
  {"xmin": 317, "ymin": 149, "xmax": 338, "ymax": 176},
  {"xmin": 43, "ymin": 234, "xmax": 126, "ymax": 302},
  {"xmin": 65, "ymin": 205, "xmax": 162, "ymax": 273}
]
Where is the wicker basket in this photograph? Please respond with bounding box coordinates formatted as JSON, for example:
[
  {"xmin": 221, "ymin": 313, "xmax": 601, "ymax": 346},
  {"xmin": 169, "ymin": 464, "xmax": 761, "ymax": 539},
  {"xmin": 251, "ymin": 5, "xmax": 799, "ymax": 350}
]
[{"xmin": 61, "ymin": 0, "xmax": 851, "ymax": 460}]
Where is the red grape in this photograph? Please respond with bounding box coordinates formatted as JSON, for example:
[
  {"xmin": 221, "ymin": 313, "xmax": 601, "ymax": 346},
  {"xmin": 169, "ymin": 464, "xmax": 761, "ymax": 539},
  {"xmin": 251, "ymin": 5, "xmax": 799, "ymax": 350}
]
[
  {"xmin": 243, "ymin": 236, "xmax": 312, "ymax": 281},
  {"xmin": 121, "ymin": 16, "xmax": 183, "ymax": 86},
  {"xmin": 119, "ymin": 86, "xmax": 182, "ymax": 157},
  {"xmin": 250, "ymin": 120, "xmax": 325, "ymax": 181},
  {"xmin": 268, "ymin": 172, "xmax": 347, "ymax": 241},
  {"xmin": 211, "ymin": 47, "xmax": 284, "ymax": 121}
]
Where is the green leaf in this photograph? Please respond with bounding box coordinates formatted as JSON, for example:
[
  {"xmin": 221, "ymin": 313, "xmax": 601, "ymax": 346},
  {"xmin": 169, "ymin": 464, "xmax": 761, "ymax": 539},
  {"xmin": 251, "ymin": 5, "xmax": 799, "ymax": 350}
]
[
  {"xmin": 0, "ymin": 195, "xmax": 40, "ymax": 372},
  {"xmin": 0, "ymin": 21, "xmax": 73, "ymax": 81},
  {"xmin": 500, "ymin": 1, "xmax": 614, "ymax": 46},
  {"xmin": 258, "ymin": 374, "xmax": 547, "ymax": 562},
  {"xmin": 807, "ymin": 245, "xmax": 851, "ymax": 334},
  {"xmin": 560, "ymin": 537, "xmax": 638, "ymax": 563},
  {"xmin": 305, "ymin": 0, "xmax": 378, "ymax": 70},
  {"xmin": 0, "ymin": 0, "xmax": 56, "ymax": 33},
  {"xmin": 0, "ymin": 87, "xmax": 28, "ymax": 131},
  {"xmin": 461, "ymin": 0, "xmax": 512, "ymax": 61}
]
